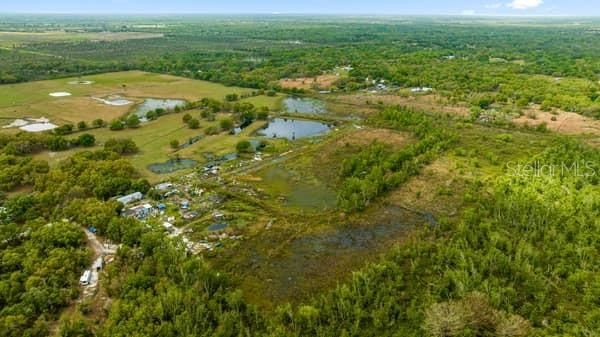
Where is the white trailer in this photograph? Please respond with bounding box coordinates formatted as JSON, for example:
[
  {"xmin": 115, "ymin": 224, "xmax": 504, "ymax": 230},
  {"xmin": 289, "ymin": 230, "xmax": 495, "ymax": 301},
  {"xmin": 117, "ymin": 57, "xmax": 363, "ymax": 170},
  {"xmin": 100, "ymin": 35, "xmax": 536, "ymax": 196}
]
[{"xmin": 79, "ymin": 270, "xmax": 92, "ymax": 286}]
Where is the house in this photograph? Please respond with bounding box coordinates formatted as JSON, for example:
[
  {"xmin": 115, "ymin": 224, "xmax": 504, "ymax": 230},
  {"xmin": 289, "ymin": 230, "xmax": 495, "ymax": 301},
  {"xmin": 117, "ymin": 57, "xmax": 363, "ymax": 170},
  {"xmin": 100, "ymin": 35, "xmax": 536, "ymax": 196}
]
[
  {"xmin": 155, "ymin": 182, "xmax": 174, "ymax": 191},
  {"xmin": 126, "ymin": 204, "xmax": 153, "ymax": 219},
  {"xmin": 180, "ymin": 200, "xmax": 190, "ymax": 210},
  {"xmin": 411, "ymin": 87, "xmax": 433, "ymax": 93},
  {"xmin": 116, "ymin": 192, "xmax": 143, "ymax": 205},
  {"xmin": 213, "ymin": 211, "xmax": 225, "ymax": 221},
  {"xmin": 162, "ymin": 222, "xmax": 175, "ymax": 233}
]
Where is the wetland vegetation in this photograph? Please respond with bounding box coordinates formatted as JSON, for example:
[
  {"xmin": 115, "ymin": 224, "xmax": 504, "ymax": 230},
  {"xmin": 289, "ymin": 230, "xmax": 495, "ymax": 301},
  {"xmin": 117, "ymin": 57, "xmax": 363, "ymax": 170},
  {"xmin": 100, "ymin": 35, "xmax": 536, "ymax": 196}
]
[{"xmin": 0, "ymin": 13, "xmax": 599, "ymax": 337}]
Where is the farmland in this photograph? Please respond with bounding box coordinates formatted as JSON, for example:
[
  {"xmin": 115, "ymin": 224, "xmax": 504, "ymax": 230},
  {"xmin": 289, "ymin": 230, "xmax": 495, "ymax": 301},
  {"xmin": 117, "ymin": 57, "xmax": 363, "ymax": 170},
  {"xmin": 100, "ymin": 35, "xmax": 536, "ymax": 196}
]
[{"xmin": 0, "ymin": 70, "xmax": 281, "ymax": 124}]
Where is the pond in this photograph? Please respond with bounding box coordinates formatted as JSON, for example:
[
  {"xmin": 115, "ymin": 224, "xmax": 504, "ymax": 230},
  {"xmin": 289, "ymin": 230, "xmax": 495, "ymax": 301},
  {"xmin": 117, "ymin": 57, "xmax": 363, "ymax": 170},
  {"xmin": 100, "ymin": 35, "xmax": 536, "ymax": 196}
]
[
  {"xmin": 255, "ymin": 166, "xmax": 337, "ymax": 209},
  {"xmin": 283, "ymin": 97, "xmax": 326, "ymax": 114},
  {"xmin": 147, "ymin": 158, "xmax": 198, "ymax": 174},
  {"xmin": 257, "ymin": 118, "xmax": 330, "ymax": 140},
  {"xmin": 207, "ymin": 223, "xmax": 228, "ymax": 232},
  {"xmin": 135, "ymin": 98, "xmax": 187, "ymax": 119}
]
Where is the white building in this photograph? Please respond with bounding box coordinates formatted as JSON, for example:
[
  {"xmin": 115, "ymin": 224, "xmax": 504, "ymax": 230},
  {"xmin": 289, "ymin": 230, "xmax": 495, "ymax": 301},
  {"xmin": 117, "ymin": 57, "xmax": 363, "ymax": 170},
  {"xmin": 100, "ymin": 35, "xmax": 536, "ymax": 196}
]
[{"xmin": 116, "ymin": 192, "xmax": 143, "ymax": 205}]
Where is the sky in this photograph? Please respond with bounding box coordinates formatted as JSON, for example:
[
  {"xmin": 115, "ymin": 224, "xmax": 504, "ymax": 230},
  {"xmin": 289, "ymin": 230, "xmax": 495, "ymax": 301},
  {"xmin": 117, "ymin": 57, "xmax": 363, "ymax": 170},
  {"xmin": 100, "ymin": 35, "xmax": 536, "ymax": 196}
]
[{"xmin": 0, "ymin": 0, "xmax": 597, "ymax": 16}]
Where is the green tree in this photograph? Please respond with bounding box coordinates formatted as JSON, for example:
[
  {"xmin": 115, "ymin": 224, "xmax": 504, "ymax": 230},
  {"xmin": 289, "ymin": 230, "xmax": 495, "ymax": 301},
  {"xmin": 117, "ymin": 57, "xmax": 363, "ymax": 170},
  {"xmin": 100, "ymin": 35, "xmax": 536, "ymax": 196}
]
[
  {"xmin": 187, "ymin": 118, "xmax": 200, "ymax": 129},
  {"xmin": 77, "ymin": 134, "xmax": 96, "ymax": 147},
  {"xmin": 220, "ymin": 118, "xmax": 234, "ymax": 131},
  {"xmin": 126, "ymin": 115, "xmax": 141, "ymax": 129}
]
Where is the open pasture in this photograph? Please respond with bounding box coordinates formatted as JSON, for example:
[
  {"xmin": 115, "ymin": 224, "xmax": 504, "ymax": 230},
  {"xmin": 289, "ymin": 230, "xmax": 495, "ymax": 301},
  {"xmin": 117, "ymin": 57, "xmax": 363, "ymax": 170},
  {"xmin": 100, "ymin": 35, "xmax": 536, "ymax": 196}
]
[
  {"xmin": 0, "ymin": 30, "xmax": 163, "ymax": 48},
  {"xmin": 0, "ymin": 71, "xmax": 281, "ymax": 125}
]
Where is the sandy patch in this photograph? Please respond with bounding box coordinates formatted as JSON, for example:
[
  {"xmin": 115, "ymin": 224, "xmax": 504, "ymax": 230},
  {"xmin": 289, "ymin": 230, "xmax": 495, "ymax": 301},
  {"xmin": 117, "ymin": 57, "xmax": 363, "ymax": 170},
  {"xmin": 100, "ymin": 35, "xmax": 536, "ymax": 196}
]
[
  {"xmin": 20, "ymin": 123, "xmax": 58, "ymax": 132},
  {"xmin": 92, "ymin": 96, "xmax": 133, "ymax": 106},
  {"xmin": 279, "ymin": 74, "xmax": 340, "ymax": 90},
  {"xmin": 3, "ymin": 119, "xmax": 29, "ymax": 128},
  {"xmin": 68, "ymin": 80, "xmax": 94, "ymax": 85},
  {"xmin": 513, "ymin": 108, "xmax": 600, "ymax": 135},
  {"xmin": 49, "ymin": 92, "xmax": 71, "ymax": 97}
]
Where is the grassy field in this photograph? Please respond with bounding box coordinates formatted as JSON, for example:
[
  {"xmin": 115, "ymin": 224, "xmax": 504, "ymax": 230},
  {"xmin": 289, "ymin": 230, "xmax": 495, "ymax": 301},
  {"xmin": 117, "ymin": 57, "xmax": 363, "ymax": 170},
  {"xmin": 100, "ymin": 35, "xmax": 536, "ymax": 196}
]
[
  {"xmin": 0, "ymin": 31, "xmax": 164, "ymax": 48},
  {"xmin": 34, "ymin": 111, "xmax": 281, "ymax": 182},
  {"xmin": 0, "ymin": 70, "xmax": 282, "ymax": 124}
]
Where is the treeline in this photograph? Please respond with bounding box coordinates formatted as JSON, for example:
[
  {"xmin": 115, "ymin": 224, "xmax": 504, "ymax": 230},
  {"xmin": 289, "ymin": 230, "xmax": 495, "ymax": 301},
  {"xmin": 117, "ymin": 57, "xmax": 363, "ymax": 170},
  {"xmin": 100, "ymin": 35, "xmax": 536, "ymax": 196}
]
[{"xmin": 337, "ymin": 107, "xmax": 456, "ymax": 211}]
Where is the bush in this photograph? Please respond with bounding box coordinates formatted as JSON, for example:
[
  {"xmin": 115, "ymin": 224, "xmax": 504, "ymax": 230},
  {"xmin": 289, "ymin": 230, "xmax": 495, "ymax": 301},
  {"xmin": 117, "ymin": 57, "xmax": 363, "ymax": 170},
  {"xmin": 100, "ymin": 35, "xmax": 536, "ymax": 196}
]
[
  {"xmin": 236, "ymin": 140, "xmax": 254, "ymax": 153},
  {"xmin": 54, "ymin": 124, "xmax": 74, "ymax": 135},
  {"xmin": 109, "ymin": 120, "xmax": 125, "ymax": 131},
  {"xmin": 104, "ymin": 138, "xmax": 138, "ymax": 155},
  {"xmin": 126, "ymin": 115, "xmax": 141, "ymax": 129},
  {"xmin": 205, "ymin": 126, "xmax": 219, "ymax": 135},
  {"xmin": 77, "ymin": 121, "xmax": 87, "ymax": 130},
  {"xmin": 225, "ymin": 93, "xmax": 239, "ymax": 102},
  {"xmin": 92, "ymin": 119, "xmax": 105, "ymax": 128},
  {"xmin": 220, "ymin": 118, "xmax": 234, "ymax": 131},
  {"xmin": 187, "ymin": 118, "xmax": 200, "ymax": 129},
  {"xmin": 182, "ymin": 113, "xmax": 192, "ymax": 124},
  {"xmin": 77, "ymin": 134, "xmax": 96, "ymax": 147},
  {"xmin": 170, "ymin": 140, "xmax": 179, "ymax": 149}
]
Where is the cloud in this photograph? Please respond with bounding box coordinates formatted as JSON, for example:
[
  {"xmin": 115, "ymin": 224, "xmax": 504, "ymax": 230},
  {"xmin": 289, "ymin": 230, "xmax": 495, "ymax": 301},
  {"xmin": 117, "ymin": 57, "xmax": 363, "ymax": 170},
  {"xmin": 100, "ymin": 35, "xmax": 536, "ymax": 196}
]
[
  {"xmin": 485, "ymin": 3, "xmax": 503, "ymax": 9},
  {"xmin": 507, "ymin": 0, "xmax": 544, "ymax": 10}
]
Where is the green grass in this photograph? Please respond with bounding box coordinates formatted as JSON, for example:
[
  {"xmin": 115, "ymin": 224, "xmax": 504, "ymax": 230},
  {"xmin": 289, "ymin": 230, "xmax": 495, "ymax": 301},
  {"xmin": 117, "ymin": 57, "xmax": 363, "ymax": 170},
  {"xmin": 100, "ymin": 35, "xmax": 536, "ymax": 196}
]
[
  {"xmin": 0, "ymin": 70, "xmax": 282, "ymax": 124},
  {"xmin": 34, "ymin": 112, "xmax": 281, "ymax": 182}
]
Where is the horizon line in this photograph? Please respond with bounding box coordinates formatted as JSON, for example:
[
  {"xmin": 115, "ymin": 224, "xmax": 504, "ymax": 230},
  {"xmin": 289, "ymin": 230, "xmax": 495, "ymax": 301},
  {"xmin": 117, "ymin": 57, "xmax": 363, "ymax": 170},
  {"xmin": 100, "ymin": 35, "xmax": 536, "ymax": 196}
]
[{"xmin": 0, "ymin": 12, "xmax": 599, "ymax": 18}]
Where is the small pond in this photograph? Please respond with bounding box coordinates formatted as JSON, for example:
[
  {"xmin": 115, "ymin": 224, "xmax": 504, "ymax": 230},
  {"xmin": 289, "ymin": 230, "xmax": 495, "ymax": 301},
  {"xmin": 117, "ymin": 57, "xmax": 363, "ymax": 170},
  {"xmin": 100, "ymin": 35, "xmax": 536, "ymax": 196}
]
[
  {"xmin": 135, "ymin": 98, "xmax": 187, "ymax": 119},
  {"xmin": 147, "ymin": 158, "xmax": 198, "ymax": 174},
  {"xmin": 207, "ymin": 223, "xmax": 229, "ymax": 232},
  {"xmin": 258, "ymin": 118, "xmax": 330, "ymax": 140},
  {"xmin": 283, "ymin": 97, "xmax": 326, "ymax": 114}
]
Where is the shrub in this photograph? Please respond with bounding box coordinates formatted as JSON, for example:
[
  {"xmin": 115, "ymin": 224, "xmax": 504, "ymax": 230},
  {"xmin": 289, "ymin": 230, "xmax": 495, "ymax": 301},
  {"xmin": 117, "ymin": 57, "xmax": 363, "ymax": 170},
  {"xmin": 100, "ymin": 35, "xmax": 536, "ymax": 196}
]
[
  {"xmin": 77, "ymin": 134, "xmax": 96, "ymax": 147},
  {"xmin": 104, "ymin": 138, "xmax": 138, "ymax": 155},
  {"xmin": 126, "ymin": 115, "xmax": 141, "ymax": 128},
  {"xmin": 187, "ymin": 118, "xmax": 200, "ymax": 129},
  {"xmin": 109, "ymin": 120, "xmax": 125, "ymax": 131},
  {"xmin": 220, "ymin": 118, "xmax": 234, "ymax": 131},
  {"xmin": 236, "ymin": 140, "xmax": 254, "ymax": 153}
]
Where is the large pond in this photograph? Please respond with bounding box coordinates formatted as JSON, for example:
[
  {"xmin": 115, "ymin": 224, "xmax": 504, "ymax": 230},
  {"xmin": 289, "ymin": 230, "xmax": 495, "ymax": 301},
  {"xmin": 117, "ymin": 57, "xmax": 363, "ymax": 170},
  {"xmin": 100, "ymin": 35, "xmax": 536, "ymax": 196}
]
[
  {"xmin": 258, "ymin": 118, "xmax": 330, "ymax": 140},
  {"xmin": 283, "ymin": 97, "xmax": 326, "ymax": 114},
  {"xmin": 135, "ymin": 98, "xmax": 186, "ymax": 119},
  {"xmin": 147, "ymin": 158, "xmax": 198, "ymax": 174}
]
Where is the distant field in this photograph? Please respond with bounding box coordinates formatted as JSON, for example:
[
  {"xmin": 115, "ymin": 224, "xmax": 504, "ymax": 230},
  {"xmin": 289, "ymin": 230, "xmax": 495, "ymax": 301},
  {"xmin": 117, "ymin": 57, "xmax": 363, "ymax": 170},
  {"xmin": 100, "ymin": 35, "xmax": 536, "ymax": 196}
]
[
  {"xmin": 0, "ymin": 71, "xmax": 282, "ymax": 124},
  {"xmin": 0, "ymin": 31, "xmax": 163, "ymax": 47}
]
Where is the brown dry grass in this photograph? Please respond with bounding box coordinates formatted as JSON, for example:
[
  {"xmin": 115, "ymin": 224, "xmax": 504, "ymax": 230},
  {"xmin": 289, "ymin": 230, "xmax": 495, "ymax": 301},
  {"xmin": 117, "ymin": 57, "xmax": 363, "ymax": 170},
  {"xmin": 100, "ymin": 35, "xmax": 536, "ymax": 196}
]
[
  {"xmin": 279, "ymin": 74, "xmax": 340, "ymax": 90},
  {"xmin": 312, "ymin": 127, "xmax": 413, "ymax": 184},
  {"xmin": 332, "ymin": 93, "xmax": 471, "ymax": 116},
  {"xmin": 513, "ymin": 107, "xmax": 600, "ymax": 136},
  {"xmin": 386, "ymin": 157, "xmax": 466, "ymax": 217}
]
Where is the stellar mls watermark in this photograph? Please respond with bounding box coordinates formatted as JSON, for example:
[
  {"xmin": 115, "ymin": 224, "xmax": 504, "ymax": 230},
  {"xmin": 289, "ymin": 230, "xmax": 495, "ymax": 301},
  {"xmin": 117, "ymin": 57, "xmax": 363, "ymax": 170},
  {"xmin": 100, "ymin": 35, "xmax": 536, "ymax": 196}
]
[{"xmin": 506, "ymin": 161, "xmax": 597, "ymax": 177}]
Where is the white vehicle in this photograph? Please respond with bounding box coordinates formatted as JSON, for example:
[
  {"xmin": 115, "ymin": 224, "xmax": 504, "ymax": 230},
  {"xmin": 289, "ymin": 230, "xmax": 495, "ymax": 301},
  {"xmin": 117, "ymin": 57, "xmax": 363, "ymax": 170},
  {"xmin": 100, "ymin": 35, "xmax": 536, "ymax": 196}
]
[{"xmin": 79, "ymin": 270, "xmax": 92, "ymax": 286}]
